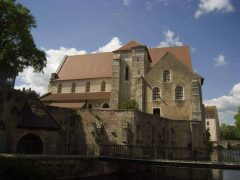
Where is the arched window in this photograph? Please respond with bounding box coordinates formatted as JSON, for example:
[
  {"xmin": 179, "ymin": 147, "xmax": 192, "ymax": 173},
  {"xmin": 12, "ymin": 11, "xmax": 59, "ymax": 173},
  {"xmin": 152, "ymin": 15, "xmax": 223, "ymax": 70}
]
[
  {"xmin": 125, "ymin": 66, "xmax": 129, "ymax": 81},
  {"xmin": 71, "ymin": 82, "xmax": 76, "ymax": 93},
  {"xmin": 175, "ymin": 86, "xmax": 183, "ymax": 100},
  {"xmin": 152, "ymin": 87, "xmax": 160, "ymax": 100},
  {"xmin": 102, "ymin": 103, "xmax": 109, "ymax": 108},
  {"xmin": 88, "ymin": 103, "xmax": 92, "ymax": 109},
  {"xmin": 86, "ymin": 81, "xmax": 90, "ymax": 92},
  {"xmin": 163, "ymin": 70, "xmax": 170, "ymax": 82},
  {"xmin": 57, "ymin": 83, "xmax": 62, "ymax": 93},
  {"xmin": 101, "ymin": 81, "xmax": 106, "ymax": 92}
]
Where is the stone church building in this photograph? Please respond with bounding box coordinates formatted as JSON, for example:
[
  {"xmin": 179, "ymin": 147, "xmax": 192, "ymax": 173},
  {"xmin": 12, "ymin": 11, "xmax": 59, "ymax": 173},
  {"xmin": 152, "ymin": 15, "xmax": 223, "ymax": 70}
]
[
  {"xmin": 0, "ymin": 41, "xmax": 207, "ymax": 154},
  {"xmin": 41, "ymin": 41, "xmax": 204, "ymax": 122}
]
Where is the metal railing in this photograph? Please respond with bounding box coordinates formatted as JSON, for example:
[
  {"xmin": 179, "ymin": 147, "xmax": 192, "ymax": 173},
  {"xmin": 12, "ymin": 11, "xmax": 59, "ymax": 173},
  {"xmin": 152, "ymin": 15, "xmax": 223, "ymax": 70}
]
[
  {"xmin": 99, "ymin": 144, "xmax": 209, "ymax": 161},
  {"xmin": 1, "ymin": 143, "xmax": 240, "ymax": 163}
]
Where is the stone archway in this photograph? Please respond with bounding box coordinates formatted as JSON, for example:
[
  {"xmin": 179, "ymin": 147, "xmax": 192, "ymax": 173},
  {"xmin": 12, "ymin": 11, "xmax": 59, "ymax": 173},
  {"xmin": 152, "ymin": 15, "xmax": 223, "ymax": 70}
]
[{"xmin": 17, "ymin": 133, "xmax": 43, "ymax": 154}]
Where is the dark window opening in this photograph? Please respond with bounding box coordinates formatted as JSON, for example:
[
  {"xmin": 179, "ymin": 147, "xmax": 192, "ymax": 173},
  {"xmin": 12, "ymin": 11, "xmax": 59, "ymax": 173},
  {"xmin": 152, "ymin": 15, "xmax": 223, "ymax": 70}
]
[
  {"xmin": 102, "ymin": 103, "xmax": 109, "ymax": 108},
  {"xmin": 101, "ymin": 81, "xmax": 106, "ymax": 92},
  {"xmin": 163, "ymin": 70, "xmax": 170, "ymax": 82},
  {"xmin": 153, "ymin": 108, "xmax": 160, "ymax": 117},
  {"xmin": 152, "ymin": 87, "xmax": 160, "ymax": 101},
  {"xmin": 88, "ymin": 103, "xmax": 92, "ymax": 109},
  {"xmin": 86, "ymin": 81, "xmax": 90, "ymax": 92},
  {"xmin": 136, "ymin": 57, "xmax": 140, "ymax": 62},
  {"xmin": 71, "ymin": 82, "xmax": 76, "ymax": 93},
  {"xmin": 175, "ymin": 86, "xmax": 183, "ymax": 100},
  {"xmin": 125, "ymin": 66, "xmax": 129, "ymax": 81}
]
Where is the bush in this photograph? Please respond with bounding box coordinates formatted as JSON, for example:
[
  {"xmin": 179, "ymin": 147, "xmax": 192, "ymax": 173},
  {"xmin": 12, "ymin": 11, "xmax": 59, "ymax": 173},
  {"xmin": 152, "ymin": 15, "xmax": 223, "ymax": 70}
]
[{"xmin": 119, "ymin": 100, "xmax": 138, "ymax": 110}]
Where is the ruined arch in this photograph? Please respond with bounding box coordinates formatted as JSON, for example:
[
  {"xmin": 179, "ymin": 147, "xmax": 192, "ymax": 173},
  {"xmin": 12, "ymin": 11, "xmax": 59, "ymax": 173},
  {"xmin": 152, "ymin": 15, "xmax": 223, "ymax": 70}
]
[{"xmin": 17, "ymin": 133, "xmax": 43, "ymax": 154}]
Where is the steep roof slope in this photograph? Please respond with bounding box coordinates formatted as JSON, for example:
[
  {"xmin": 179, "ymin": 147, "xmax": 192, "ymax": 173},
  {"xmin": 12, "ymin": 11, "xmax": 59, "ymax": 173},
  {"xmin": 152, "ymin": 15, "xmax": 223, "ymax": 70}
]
[
  {"xmin": 148, "ymin": 46, "xmax": 192, "ymax": 69},
  {"xmin": 55, "ymin": 42, "xmax": 192, "ymax": 81},
  {"xmin": 57, "ymin": 52, "xmax": 113, "ymax": 81}
]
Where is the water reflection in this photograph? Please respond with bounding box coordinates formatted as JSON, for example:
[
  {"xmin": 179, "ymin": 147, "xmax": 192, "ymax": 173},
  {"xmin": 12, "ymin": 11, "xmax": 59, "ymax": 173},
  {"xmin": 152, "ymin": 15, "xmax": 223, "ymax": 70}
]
[{"xmin": 78, "ymin": 167, "xmax": 240, "ymax": 180}]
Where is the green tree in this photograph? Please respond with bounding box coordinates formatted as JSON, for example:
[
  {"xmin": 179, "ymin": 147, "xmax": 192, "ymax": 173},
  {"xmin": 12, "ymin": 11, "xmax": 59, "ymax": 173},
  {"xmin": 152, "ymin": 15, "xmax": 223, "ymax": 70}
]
[
  {"xmin": 220, "ymin": 123, "xmax": 238, "ymax": 140},
  {"xmin": 0, "ymin": 0, "xmax": 46, "ymax": 79},
  {"xmin": 234, "ymin": 107, "xmax": 240, "ymax": 138}
]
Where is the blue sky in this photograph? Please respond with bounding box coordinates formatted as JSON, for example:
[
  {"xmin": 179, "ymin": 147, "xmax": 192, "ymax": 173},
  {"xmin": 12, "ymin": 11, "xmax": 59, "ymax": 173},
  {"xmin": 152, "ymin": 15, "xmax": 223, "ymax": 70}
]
[{"xmin": 15, "ymin": 0, "xmax": 240, "ymax": 124}]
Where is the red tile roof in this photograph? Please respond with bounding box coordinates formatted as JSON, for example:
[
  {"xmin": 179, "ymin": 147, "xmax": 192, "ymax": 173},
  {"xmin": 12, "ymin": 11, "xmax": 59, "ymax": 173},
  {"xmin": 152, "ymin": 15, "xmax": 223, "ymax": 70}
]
[
  {"xmin": 41, "ymin": 92, "xmax": 111, "ymax": 102},
  {"xmin": 57, "ymin": 52, "xmax": 113, "ymax": 81},
  {"xmin": 149, "ymin": 46, "xmax": 192, "ymax": 68},
  {"xmin": 55, "ymin": 42, "xmax": 192, "ymax": 81},
  {"xmin": 114, "ymin": 40, "xmax": 145, "ymax": 51}
]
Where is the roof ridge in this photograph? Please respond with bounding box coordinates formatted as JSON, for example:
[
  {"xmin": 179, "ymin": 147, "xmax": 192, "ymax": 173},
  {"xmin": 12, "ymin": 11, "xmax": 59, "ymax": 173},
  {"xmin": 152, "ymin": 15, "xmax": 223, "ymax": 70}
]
[
  {"xmin": 149, "ymin": 45, "xmax": 189, "ymax": 50},
  {"xmin": 114, "ymin": 40, "xmax": 146, "ymax": 51}
]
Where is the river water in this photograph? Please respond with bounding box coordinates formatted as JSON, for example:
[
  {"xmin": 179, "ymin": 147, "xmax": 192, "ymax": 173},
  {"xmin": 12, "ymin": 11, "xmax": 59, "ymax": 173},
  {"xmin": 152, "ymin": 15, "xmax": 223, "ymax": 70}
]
[{"xmin": 78, "ymin": 167, "xmax": 240, "ymax": 180}]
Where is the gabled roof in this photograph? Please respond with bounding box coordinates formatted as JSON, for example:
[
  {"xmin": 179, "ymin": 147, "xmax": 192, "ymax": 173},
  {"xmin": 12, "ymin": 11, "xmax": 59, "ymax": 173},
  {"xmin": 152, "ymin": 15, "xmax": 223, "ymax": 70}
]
[
  {"xmin": 149, "ymin": 46, "xmax": 192, "ymax": 69},
  {"xmin": 114, "ymin": 40, "xmax": 146, "ymax": 51},
  {"xmin": 54, "ymin": 43, "xmax": 193, "ymax": 81}
]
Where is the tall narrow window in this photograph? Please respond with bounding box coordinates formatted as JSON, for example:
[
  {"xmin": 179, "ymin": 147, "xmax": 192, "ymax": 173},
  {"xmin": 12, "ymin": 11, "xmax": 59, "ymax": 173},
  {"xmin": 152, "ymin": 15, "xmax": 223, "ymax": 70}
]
[
  {"xmin": 125, "ymin": 66, "xmax": 129, "ymax": 81},
  {"xmin": 152, "ymin": 87, "xmax": 160, "ymax": 100},
  {"xmin": 71, "ymin": 82, "xmax": 76, "ymax": 93},
  {"xmin": 57, "ymin": 83, "xmax": 62, "ymax": 93},
  {"xmin": 86, "ymin": 81, "xmax": 90, "ymax": 92},
  {"xmin": 163, "ymin": 70, "xmax": 170, "ymax": 82},
  {"xmin": 175, "ymin": 86, "xmax": 183, "ymax": 100},
  {"xmin": 101, "ymin": 81, "xmax": 106, "ymax": 92}
]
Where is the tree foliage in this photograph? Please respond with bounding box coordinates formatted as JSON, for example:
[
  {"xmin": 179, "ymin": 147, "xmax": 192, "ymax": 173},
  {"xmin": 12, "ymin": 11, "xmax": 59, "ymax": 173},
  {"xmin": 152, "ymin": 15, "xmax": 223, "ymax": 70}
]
[
  {"xmin": 234, "ymin": 107, "xmax": 240, "ymax": 137},
  {"xmin": 220, "ymin": 107, "xmax": 240, "ymax": 140},
  {"xmin": 0, "ymin": 0, "xmax": 46, "ymax": 78}
]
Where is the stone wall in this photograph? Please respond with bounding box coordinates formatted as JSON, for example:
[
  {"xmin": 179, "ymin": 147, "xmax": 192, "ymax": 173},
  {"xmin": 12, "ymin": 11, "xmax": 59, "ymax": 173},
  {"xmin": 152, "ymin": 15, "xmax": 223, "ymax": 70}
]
[
  {"xmin": 49, "ymin": 108, "xmax": 205, "ymax": 148},
  {"xmin": 145, "ymin": 53, "xmax": 203, "ymax": 121},
  {"xmin": 0, "ymin": 88, "xmax": 63, "ymax": 153}
]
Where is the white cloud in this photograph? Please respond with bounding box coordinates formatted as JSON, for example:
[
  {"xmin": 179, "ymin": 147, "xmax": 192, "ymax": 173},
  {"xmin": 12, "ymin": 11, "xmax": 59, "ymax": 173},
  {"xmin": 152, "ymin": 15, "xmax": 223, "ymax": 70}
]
[
  {"xmin": 15, "ymin": 48, "xmax": 86, "ymax": 95},
  {"xmin": 15, "ymin": 37, "xmax": 122, "ymax": 95},
  {"xmin": 146, "ymin": 2, "xmax": 153, "ymax": 11},
  {"xmin": 123, "ymin": 0, "xmax": 131, "ymax": 6},
  {"xmin": 214, "ymin": 54, "xmax": 226, "ymax": 67},
  {"xmin": 195, "ymin": 0, "xmax": 234, "ymax": 18},
  {"xmin": 98, "ymin": 37, "xmax": 122, "ymax": 52},
  {"xmin": 158, "ymin": 30, "xmax": 183, "ymax": 47},
  {"xmin": 204, "ymin": 82, "xmax": 240, "ymax": 124}
]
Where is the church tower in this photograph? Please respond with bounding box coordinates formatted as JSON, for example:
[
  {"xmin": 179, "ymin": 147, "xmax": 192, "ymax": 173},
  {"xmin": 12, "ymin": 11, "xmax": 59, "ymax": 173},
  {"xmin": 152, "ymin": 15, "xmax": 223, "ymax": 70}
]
[{"xmin": 110, "ymin": 41, "xmax": 151, "ymax": 111}]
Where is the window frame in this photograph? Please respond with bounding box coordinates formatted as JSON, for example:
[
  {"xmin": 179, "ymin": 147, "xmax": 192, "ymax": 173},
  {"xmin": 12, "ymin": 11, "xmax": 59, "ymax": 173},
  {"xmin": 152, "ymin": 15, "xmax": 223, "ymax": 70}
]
[
  {"xmin": 163, "ymin": 70, "xmax": 171, "ymax": 83},
  {"xmin": 152, "ymin": 87, "xmax": 160, "ymax": 101},
  {"xmin": 175, "ymin": 86, "xmax": 184, "ymax": 101},
  {"xmin": 71, "ymin": 82, "xmax": 76, "ymax": 93},
  {"xmin": 101, "ymin": 81, "xmax": 106, "ymax": 92},
  {"xmin": 86, "ymin": 81, "xmax": 90, "ymax": 92}
]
